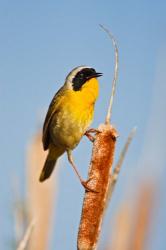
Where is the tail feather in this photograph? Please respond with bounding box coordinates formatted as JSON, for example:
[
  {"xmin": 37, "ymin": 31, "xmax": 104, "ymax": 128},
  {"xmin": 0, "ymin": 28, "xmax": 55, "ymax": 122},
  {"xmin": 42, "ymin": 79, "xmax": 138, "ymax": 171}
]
[
  {"xmin": 39, "ymin": 157, "xmax": 57, "ymax": 182},
  {"xmin": 39, "ymin": 145, "xmax": 64, "ymax": 182}
]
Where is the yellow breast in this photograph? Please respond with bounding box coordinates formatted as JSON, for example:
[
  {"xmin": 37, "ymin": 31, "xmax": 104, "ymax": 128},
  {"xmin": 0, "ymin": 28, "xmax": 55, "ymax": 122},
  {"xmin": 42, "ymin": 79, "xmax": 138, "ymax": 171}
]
[{"xmin": 50, "ymin": 78, "xmax": 99, "ymax": 149}]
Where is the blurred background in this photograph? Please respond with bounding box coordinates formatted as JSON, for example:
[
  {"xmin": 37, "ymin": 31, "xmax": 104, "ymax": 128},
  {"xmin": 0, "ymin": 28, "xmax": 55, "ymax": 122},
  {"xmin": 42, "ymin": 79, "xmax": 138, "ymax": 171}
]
[{"xmin": 0, "ymin": 0, "xmax": 166, "ymax": 249}]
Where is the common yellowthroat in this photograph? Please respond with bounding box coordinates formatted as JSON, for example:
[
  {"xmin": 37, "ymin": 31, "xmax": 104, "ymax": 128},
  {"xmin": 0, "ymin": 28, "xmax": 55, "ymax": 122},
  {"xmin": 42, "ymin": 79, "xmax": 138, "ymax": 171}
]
[{"xmin": 39, "ymin": 66, "xmax": 102, "ymax": 190}]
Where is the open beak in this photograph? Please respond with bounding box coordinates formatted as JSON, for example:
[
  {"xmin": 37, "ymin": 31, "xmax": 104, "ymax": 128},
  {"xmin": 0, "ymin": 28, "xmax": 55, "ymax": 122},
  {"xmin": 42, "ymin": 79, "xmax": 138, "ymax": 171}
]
[{"xmin": 87, "ymin": 72, "xmax": 103, "ymax": 80}]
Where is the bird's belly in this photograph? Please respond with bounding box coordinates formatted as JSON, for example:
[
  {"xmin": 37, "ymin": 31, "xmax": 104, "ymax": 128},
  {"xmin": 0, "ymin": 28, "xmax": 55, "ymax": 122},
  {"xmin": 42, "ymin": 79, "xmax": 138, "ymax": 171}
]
[{"xmin": 50, "ymin": 107, "xmax": 93, "ymax": 150}]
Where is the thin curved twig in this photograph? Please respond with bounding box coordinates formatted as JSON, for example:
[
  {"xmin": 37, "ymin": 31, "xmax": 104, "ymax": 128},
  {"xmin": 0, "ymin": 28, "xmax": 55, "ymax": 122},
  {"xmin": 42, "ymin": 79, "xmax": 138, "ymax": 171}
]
[{"xmin": 99, "ymin": 24, "xmax": 119, "ymax": 125}]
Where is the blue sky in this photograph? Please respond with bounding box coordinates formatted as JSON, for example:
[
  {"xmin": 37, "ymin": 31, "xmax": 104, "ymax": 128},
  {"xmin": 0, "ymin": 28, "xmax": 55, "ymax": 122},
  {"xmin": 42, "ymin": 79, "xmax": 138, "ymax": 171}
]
[{"xmin": 0, "ymin": 1, "xmax": 166, "ymax": 249}]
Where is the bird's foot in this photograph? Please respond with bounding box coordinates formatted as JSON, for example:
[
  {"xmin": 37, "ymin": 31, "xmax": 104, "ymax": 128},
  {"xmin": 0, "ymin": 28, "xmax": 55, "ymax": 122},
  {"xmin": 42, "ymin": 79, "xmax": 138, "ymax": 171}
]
[
  {"xmin": 81, "ymin": 178, "xmax": 99, "ymax": 193},
  {"xmin": 84, "ymin": 128, "xmax": 101, "ymax": 142}
]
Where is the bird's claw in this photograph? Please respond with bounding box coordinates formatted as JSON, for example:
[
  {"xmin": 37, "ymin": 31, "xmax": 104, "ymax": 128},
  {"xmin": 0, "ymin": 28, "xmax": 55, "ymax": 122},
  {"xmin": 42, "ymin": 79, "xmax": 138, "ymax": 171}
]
[
  {"xmin": 81, "ymin": 178, "xmax": 99, "ymax": 193},
  {"xmin": 86, "ymin": 128, "xmax": 101, "ymax": 134},
  {"xmin": 84, "ymin": 128, "xmax": 101, "ymax": 143}
]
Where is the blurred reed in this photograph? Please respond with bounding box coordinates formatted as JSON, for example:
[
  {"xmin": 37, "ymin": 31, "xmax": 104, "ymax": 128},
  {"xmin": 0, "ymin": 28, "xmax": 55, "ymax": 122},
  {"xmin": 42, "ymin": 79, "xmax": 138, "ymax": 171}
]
[
  {"xmin": 128, "ymin": 183, "xmax": 155, "ymax": 250},
  {"xmin": 106, "ymin": 204, "xmax": 133, "ymax": 250},
  {"xmin": 105, "ymin": 182, "xmax": 155, "ymax": 250},
  {"xmin": 26, "ymin": 131, "xmax": 57, "ymax": 250}
]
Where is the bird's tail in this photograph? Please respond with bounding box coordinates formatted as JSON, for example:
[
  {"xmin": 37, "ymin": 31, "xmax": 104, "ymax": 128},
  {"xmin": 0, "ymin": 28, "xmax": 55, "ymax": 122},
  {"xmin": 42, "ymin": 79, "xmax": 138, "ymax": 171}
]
[{"xmin": 39, "ymin": 145, "xmax": 64, "ymax": 182}]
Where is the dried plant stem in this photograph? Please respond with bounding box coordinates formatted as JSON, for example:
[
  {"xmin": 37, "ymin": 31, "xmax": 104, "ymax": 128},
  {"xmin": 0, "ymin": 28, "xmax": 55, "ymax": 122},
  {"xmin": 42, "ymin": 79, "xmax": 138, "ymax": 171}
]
[
  {"xmin": 17, "ymin": 219, "xmax": 35, "ymax": 250},
  {"xmin": 107, "ymin": 127, "xmax": 137, "ymax": 200},
  {"xmin": 99, "ymin": 24, "xmax": 119, "ymax": 125},
  {"xmin": 77, "ymin": 124, "xmax": 118, "ymax": 250}
]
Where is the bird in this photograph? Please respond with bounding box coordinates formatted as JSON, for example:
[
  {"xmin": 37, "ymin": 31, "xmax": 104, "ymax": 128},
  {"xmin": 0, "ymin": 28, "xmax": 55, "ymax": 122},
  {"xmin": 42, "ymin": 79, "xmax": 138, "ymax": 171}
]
[{"xmin": 39, "ymin": 66, "xmax": 102, "ymax": 191}]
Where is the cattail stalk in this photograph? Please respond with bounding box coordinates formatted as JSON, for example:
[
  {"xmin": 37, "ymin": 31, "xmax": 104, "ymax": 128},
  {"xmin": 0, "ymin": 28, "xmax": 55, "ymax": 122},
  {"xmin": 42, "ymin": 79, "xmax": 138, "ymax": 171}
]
[
  {"xmin": 77, "ymin": 124, "xmax": 118, "ymax": 250},
  {"xmin": 77, "ymin": 25, "xmax": 119, "ymax": 250},
  {"xmin": 77, "ymin": 24, "xmax": 136, "ymax": 250}
]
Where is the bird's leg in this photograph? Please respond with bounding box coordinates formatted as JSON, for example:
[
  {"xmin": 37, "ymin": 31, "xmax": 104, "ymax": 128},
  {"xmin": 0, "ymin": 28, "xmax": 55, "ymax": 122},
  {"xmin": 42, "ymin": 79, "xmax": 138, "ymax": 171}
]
[
  {"xmin": 84, "ymin": 128, "xmax": 101, "ymax": 142},
  {"xmin": 67, "ymin": 150, "xmax": 98, "ymax": 193}
]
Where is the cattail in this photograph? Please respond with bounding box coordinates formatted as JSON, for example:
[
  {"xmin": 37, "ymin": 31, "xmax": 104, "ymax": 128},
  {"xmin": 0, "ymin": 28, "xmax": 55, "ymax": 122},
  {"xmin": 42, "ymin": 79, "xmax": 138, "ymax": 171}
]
[
  {"xmin": 77, "ymin": 25, "xmax": 119, "ymax": 250},
  {"xmin": 78, "ymin": 124, "xmax": 118, "ymax": 250}
]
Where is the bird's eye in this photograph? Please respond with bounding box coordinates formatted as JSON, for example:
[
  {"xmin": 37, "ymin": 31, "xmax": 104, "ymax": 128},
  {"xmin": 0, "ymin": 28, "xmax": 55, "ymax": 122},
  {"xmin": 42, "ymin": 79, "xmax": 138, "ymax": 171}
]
[{"xmin": 80, "ymin": 73, "xmax": 84, "ymax": 78}]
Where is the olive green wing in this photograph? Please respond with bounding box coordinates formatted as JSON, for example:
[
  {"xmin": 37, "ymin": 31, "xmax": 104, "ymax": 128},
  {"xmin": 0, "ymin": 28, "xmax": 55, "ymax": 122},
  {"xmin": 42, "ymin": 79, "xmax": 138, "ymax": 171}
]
[{"xmin": 42, "ymin": 87, "xmax": 64, "ymax": 150}]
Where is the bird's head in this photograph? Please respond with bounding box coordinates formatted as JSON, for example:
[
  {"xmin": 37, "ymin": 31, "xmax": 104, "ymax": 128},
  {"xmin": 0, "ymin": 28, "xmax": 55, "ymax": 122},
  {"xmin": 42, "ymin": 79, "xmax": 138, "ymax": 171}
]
[{"xmin": 65, "ymin": 66, "xmax": 102, "ymax": 91}]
